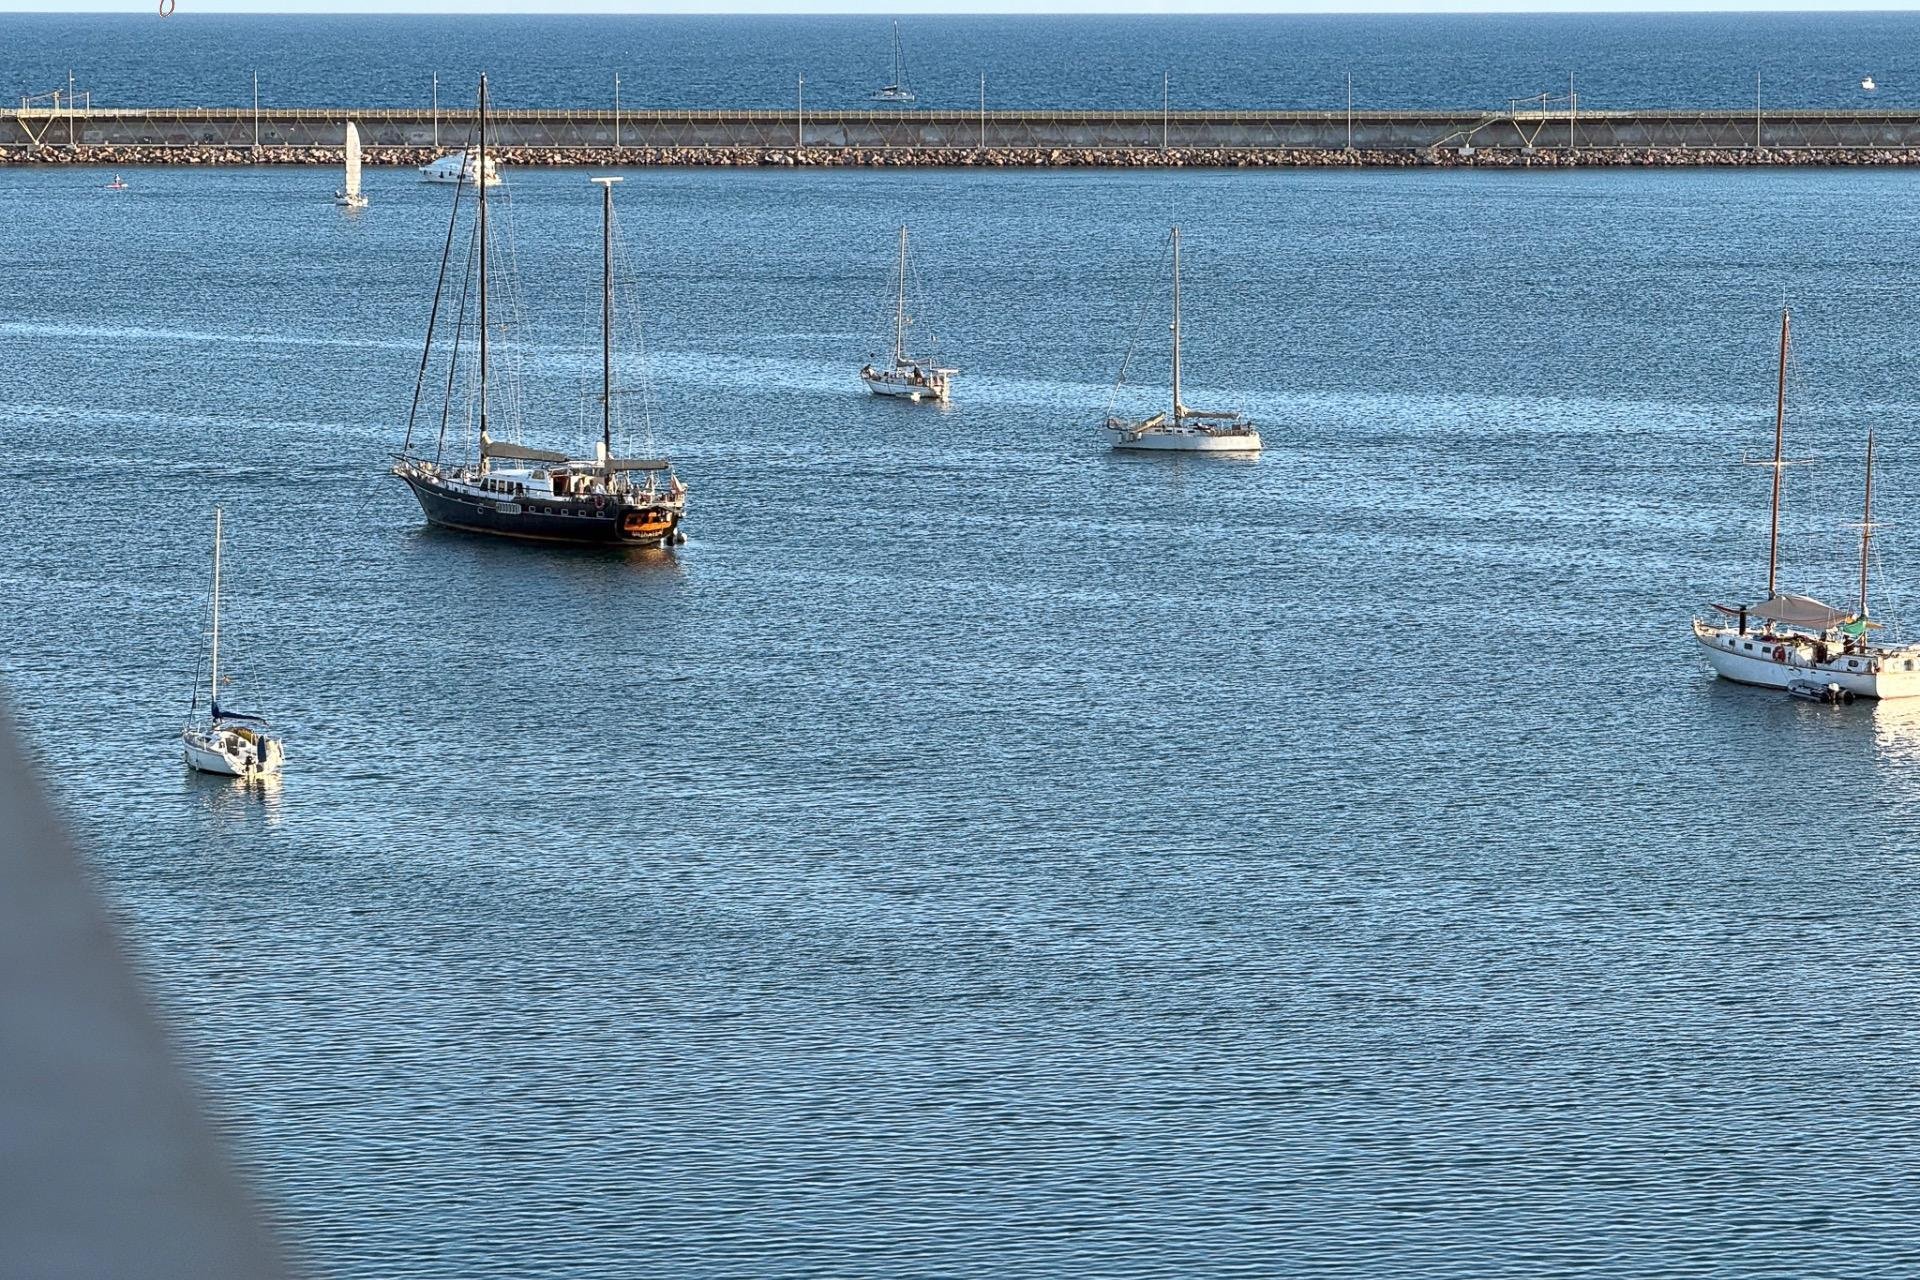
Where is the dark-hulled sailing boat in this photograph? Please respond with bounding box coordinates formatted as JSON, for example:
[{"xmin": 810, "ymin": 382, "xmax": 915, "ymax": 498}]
[{"xmin": 392, "ymin": 77, "xmax": 687, "ymax": 546}]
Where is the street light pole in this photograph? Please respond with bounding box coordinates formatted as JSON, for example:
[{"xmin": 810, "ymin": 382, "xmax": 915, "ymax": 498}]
[
  {"xmin": 614, "ymin": 71, "xmax": 621, "ymax": 148},
  {"xmin": 432, "ymin": 71, "xmax": 439, "ymax": 149},
  {"xmin": 796, "ymin": 74, "xmax": 804, "ymax": 149}
]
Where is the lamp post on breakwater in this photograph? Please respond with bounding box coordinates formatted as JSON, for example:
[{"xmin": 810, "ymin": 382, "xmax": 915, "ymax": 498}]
[
  {"xmin": 614, "ymin": 71, "xmax": 621, "ymax": 148},
  {"xmin": 796, "ymin": 74, "xmax": 804, "ymax": 150},
  {"xmin": 1161, "ymin": 70, "xmax": 1169, "ymax": 153},
  {"xmin": 431, "ymin": 71, "xmax": 439, "ymax": 149},
  {"xmin": 1346, "ymin": 71, "xmax": 1353, "ymax": 151}
]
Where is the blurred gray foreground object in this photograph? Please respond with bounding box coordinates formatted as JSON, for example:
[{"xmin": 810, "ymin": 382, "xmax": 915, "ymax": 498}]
[{"xmin": 0, "ymin": 702, "xmax": 292, "ymax": 1278}]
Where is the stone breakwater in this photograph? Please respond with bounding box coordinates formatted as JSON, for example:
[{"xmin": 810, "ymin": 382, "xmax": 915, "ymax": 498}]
[{"xmin": 11, "ymin": 143, "xmax": 1920, "ymax": 168}]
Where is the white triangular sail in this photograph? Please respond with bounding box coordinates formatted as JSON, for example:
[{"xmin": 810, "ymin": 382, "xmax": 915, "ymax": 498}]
[{"xmin": 343, "ymin": 122, "xmax": 363, "ymax": 199}]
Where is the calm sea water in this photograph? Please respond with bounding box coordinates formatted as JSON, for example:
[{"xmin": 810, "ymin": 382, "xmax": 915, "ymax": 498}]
[
  {"xmin": 10, "ymin": 142, "xmax": 1920, "ymax": 1275},
  {"xmin": 0, "ymin": 11, "xmax": 1915, "ymax": 114}
]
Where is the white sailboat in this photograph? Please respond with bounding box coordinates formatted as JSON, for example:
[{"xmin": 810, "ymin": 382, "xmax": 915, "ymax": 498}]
[
  {"xmin": 1692, "ymin": 307, "xmax": 1920, "ymax": 699},
  {"xmin": 1105, "ymin": 227, "xmax": 1263, "ymax": 454},
  {"xmin": 419, "ymin": 149, "xmax": 501, "ymax": 187},
  {"xmin": 871, "ymin": 21, "xmax": 916, "ymax": 103},
  {"xmin": 182, "ymin": 508, "xmax": 285, "ymax": 779},
  {"xmin": 860, "ymin": 225, "xmax": 955, "ymax": 403},
  {"xmin": 334, "ymin": 121, "xmax": 368, "ymax": 209}
]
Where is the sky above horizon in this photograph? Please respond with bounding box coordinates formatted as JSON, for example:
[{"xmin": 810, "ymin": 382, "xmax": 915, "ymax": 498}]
[{"xmin": 3, "ymin": 2, "xmax": 1914, "ymax": 12}]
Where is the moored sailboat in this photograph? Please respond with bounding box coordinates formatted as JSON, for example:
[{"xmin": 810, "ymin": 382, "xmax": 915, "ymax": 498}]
[
  {"xmin": 182, "ymin": 508, "xmax": 285, "ymax": 779},
  {"xmin": 393, "ymin": 79, "xmax": 686, "ymax": 547},
  {"xmin": 1104, "ymin": 227, "xmax": 1262, "ymax": 454},
  {"xmin": 860, "ymin": 225, "xmax": 955, "ymax": 403},
  {"xmin": 334, "ymin": 121, "xmax": 368, "ymax": 209},
  {"xmin": 871, "ymin": 21, "xmax": 916, "ymax": 103},
  {"xmin": 1692, "ymin": 308, "xmax": 1920, "ymax": 698}
]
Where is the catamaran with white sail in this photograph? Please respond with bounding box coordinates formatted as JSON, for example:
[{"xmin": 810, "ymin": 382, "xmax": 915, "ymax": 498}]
[
  {"xmin": 1104, "ymin": 227, "xmax": 1262, "ymax": 454},
  {"xmin": 861, "ymin": 226, "xmax": 955, "ymax": 403},
  {"xmin": 1692, "ymin": 307, "xmax": 1920, "ymax": 699},
  {"xmin": 871, "ymin": 21, "xmax": 916, "ymax": 103},
  {"xmin": 393, "ymin": 79, "xmax": 687, "ymax": 547},
  {"xmin": 182, "ymin": 508, "xmax": 285, "ymax": 779},
  {"xmin": 334, "ymin": 121, "xmax": 368, "ymax": 209}
]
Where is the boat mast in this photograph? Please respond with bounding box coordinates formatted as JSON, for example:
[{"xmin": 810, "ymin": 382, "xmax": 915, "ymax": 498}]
[
  {"xmin": 593, "ymin": 176, "xmax": 622, "ymax": 468},
  {"xmin": 1766, "ymin": 306, "xmax": 1789, "ymax": 598},
  {"xmin": 1170, "ymin": 225, "xmax": 1183, "ymax": 422},
  {"xmin": 1859, "ymin": 430, "xmax": 1876, "ymax": 621},
  {"xmin": 893, "ymin": 21, "xmax": 904, "ymax": 86},
  {"xmin": 477, "ymin": 75, "xmax": 490, "ymax": 467},
  {"xmin": 894, "ymin": 225, "xmax": 908, "ymax": 363},
  {"xmin": 210, "ymin": 507, "xmax": 222, "ymax": 713}
]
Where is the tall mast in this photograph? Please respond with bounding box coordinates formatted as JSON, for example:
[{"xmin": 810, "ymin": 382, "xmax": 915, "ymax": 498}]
[
  {"xmin": 210, "ymin": 508, "xmax": 222, "ymax": 713},
  {"xmin": 1860, "ymin": 430, "xmax": 1876, "ymax": 621},
  {"xmin": 893, "ymin": 21, "xmax": 903, "ymax": 85},
  {"xmin": 593, "ymin": 176, "xmax": 622, "ymax": 467},
  {"xmin": 1766, "ymin": 306, "xmax": 1789, "ymax": 598},
  {"xmin": 1170, "ymin": 225, "xmax": 1183, "ymax": 422},
  {"xmin": 894, "ymin": 225, "xmax": 908, "ymax": 363},
  {"xmin": 477, "ymin": 75, "xmax": 490, "ymax": 464}
]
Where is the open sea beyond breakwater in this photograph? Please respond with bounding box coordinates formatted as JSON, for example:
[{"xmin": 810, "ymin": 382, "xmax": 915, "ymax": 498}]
[
  {"xmin": 7, "ymin": 149, "xmax": 1920, "ymax": 1276},
  {"xmin": 3, "ymin": 11, "xmax": 1919, "ymax": 113}
]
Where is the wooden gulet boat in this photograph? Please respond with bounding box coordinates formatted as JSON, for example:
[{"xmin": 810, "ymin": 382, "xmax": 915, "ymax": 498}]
[
  {"xmin": 393, "ymin": 77, "xmax": 687, "ymax": 548},
  {"xmin": 1692, "ymin": 307, "xmax": 1920, "ymax": 699}
]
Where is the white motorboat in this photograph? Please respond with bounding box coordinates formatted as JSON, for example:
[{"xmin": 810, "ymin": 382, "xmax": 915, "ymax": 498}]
[
  {"xmin": 871, "ymin": 21, "xmax": 916, "ymax": 103},
  {"xmin": 334, "ymin": 121, "xmax": 368, "ymax": 209},
  {"xmin": 1863, "ymin": 76, "xmax": 1878, "ymax": 91},
  {"xmin": 182, "ymin": 508, "xmax": 285, "ymax": 779},
  {"xmin": 860, "ymin": 225, "xmax": 955, "ymax": 403},
  {"xmin": 1693, "ymin": 308, "xmax": 1920, "ymax": 699},
  {"xmin": 1104, "ymin": 226, "xmax": 1262, "ymax": 454},
  {"xmin": 419, "ymin": 149, "xmax": 501, "ymax": 187}
]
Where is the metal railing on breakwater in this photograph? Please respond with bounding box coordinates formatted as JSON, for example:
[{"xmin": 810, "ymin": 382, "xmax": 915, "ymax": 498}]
[{"xmin": 11, "ymin": 104, "xmax": 1920, "ymax": 158}]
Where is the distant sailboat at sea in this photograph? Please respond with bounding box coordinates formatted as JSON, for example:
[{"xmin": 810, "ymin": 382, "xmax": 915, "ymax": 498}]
[
  {"xmin": 334, "ymin": 121, "xmax": 368, "ymax": 209},
  {"xmin": 871, "ymin": 20, "xmax": 916, "ymax": 103},
  {"xmin": 860, "ymin": 225, "xmax": 955, "ymax": 403},
  {"xmin": 1103, "ymin": 226, "xmax": 1263, "ymax": 454}
]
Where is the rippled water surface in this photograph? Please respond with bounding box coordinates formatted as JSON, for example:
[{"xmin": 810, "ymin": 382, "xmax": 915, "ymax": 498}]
[
  {"xmin": 2, "ymin": 11, "xmax": 1918, "ymax": 112},
  {"xmin": 7, "ymin": 163, "xmax": 1920, "ymax": 1276}
]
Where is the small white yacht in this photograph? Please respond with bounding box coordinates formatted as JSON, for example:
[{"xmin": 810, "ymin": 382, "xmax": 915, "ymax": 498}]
[
  {"xmin": 1863, "ymin": 75, "xmax": 1878, "ymax": 91},
  {"xmin": 860, "ymin": 226, "xmax": 955, "ymax": 403},
  {"xmin": 182, "ymin": 509, "xmax": 285, "ymax": 779},
  {"xmin": 871, "ymin": 21, "xmax": 916, "ymax": 103},
  {"xmin": 1693, "ymin": 308, "xmax": 1920, "ymax": 699},
  {"xmin": 334, "ymin": 121, "xmax": 368, "ymax": 209},
  {"xmin": 1104, "ymin": 227, "xmax": 1262, "ymax": 454},
  {"xmin": 419, "ymin": 149, "xmax": 501, "ymax": 187}
]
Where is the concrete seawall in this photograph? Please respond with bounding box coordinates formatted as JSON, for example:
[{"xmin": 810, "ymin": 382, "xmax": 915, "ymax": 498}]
[{"xmin": 11, "ymin": 105, "xmax": 1920, "ymax": 165}]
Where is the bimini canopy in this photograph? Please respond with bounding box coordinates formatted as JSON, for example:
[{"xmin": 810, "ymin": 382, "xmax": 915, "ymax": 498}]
[
  {"xmin": 482, "ymin": 439, "xmax": 569, "ymax": 465},
  {"xmin": 607, "ymin": 458, "xmax": 669, "ymax": 472},
  {"xmin": 1722, "ymin": 593, "xmax": 1855, "ymax": 629}
]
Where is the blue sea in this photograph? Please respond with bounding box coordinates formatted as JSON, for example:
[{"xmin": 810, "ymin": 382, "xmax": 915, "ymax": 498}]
[
  {"xmin": 8, "ymin": 13, "xmax": 1920, "ymax": 1280},
  {"xmin": 0, "ymin": 11, "xmax": 1914, "ymax": 114}
]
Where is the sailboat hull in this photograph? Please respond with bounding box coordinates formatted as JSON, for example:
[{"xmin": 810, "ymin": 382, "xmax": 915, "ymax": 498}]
[
  {"xmin": 1107, "ymin": 425, "xmax": 1263, "ymax": 453},
  {"xmin": 862, "ymin": 370, "xmax": 949, "ymax": 402},
  {"xmin": 1693, "ymin": 622, "xmax": 1920, "ymax": 699},
  {"xmin": 399, "ymin": 471, "xmax": 683, "ymax": 547}
]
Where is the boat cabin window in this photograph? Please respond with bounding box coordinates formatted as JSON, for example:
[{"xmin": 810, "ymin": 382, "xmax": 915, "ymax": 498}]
[{"xmin": 553, "ymin": 472, "xmax": 571, "ymax": 497}]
